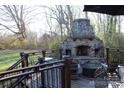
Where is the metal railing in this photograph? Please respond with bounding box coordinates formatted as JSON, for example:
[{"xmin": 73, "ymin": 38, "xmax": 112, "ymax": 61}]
[
  {"xmin": 0, "ymin": 51, "xmax": 44, "ymax": 88},
  {"xmin": 0, "ymin": 57, "xmax": 71, "ymax": 88},
  {"xmin": 6, "ymin": 51, "xmax": 43, "ymax": 71},
  {"xmin": 6, "ymin": 49, "xmax": 62, "ymax": 71}
]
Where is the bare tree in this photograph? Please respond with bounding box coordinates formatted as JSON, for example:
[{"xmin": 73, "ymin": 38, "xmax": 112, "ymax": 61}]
[
  {"xmin": 0, "ymin": 5, "xmax": 37, "ymax": 41},
  {"xmin": 42, "ymin": 5, "xmax": 76, "ymax": 42}
]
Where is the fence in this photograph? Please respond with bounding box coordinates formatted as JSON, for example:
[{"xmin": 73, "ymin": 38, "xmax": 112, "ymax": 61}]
[
  {"xmin": 6, "ymin": 49, "xmax": 63, "ymax": 71},
  {"xmin": 6, "ymin": 52, "xmax": 43, "ymax": 71},
  {"xmin": 106, "ymin": 48, "xmax": 124, "ymax": 72},
  {"xmin": 0, "ymin": 57, "xmax": 71, "ymax": 88}
]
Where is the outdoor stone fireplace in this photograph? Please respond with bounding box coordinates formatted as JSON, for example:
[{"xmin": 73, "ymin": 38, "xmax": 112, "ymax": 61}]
[
  {"xmin": 61, "ymin": 19, "xmax": 105, "ymax": 78},
  {"xmin": 61, "ymin": 19, "xmax": 104, "ymax": 59}
]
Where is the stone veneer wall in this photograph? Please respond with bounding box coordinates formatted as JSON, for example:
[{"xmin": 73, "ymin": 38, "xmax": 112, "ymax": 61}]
[{"xmin": 61, "ymin": 18, "xmax": 104, "ymax": 64}]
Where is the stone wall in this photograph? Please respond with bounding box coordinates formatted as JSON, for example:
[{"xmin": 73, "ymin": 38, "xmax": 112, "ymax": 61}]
[{"xmin": 61, "ymin": 18, "xmax": 104, "ymax": 59}]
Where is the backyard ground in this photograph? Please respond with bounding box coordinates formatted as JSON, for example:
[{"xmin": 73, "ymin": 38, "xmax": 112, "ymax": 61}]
[
  {"xmin": 0, "ymin": 50, "xmax": 20, "ymax": 72},
  {"xmin": 0, "ymin": 49, "xmax": 53, "ymax": 72}
]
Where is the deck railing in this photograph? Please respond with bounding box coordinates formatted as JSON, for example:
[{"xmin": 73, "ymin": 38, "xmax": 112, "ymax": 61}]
[
  {"xmin": 6, "ymin": 51, "xmax": 44, "ymax": 71},
  {"xmin": 6, "ymin": 49, "xmax": 62, "ymax": 71},
  {"xmin": 0, "ymin": 57, "xmax": 71, "ymax": 88},
  {"xmin": 106, "ymin": 48, "xmax": 124, "ymax": 72}
]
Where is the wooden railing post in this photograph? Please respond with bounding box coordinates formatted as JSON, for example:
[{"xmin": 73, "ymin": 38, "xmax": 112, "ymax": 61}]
[
  {"xmin": 59, "ymin": 49, "xmax": 63, "ymax": 60},
  {"xmin": 61, "ymin": 57, "xmax": 71, "ymax": 88},
  {"xmin": 20, "ymin": 52, "xmax": 25, "ymax": 68},
  {"xmin": 20, "ymin": 52, "xmax": 29, "ymax": 68},
  {"xmin": 42, "ymin": 50, "xmax": 46, "ymax": 59},
  {"xmin": 24, "ymin": 53, "xmax": 29, "ymax": 67},
  {"xmin": 61, "ymin": 66, "xmax": 65, "ymax": 88},
  {"xmin": 106, "ymin": 48, "xmax": 109, "ymax": 66},
  {"xmin": 20, "ymin": 52, "xmax": 27, "ymax": 87}
]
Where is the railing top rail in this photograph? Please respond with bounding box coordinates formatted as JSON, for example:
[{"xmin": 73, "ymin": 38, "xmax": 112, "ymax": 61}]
[
  {"xmin": 72, "ymin": 57, "xmax": 105, "ymax": 60},
  {"xmin": 5, "ymin": 51, "xmax": 43, "ymax": 71},
  {"xmin": 5, "ymin": 48, "xmax": 60, "ymax": 70},
  {"xmin": 26, "ymin": 52, "xmax": 42, "ymax": 55},
  {"xmin": 0, "ymin": 64, "xmax": 63, "ymax": 82},
  {"xmin": 24, "ymin": 49, "xmax": 60, "ymax": 55},
  {"xmin": 0, "ymin": 60, "xmax": 64, "ymax": 76}
]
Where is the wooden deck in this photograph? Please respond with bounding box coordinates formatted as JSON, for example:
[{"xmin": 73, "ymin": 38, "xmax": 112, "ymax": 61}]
[
  {"xmin": 71, "ymin": 76, "xmax": 95, "ymax": 88},
  {"xmin": 71, "ymin": 75, "xmax": 124, "ymax": 88}
]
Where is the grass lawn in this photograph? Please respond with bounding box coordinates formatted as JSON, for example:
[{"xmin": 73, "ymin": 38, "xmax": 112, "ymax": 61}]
[
  {"xmin": 0, "ymin": 50, "xmax": 20, "ymax": 72},
  {"xmin": 0, "ymin": 50, "xmax": 55, "ymax": 72}
]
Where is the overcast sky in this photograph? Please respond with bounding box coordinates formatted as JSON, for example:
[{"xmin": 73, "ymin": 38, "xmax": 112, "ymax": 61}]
[
  {"xmin": 0, "ymin": 5, "xmax": 124, "ymax": 37},
  {"xmin": 29, "ymin": 5, "xmax": 85, "ymax": 36},
  {"xmin": 0, "ymin": 5, "xmax": 84, "ymax": 36}
]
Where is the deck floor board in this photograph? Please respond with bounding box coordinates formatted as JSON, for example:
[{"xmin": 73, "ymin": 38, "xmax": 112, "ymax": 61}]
[{"xmin": 71, "ymin": 76, "xmax": 95, "ymax": 88}]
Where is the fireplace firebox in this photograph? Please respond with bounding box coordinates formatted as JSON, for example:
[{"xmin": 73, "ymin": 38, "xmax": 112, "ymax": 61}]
[{"xmin": 76, "ymin": 45, "xmax": 89, "ymax": 56}]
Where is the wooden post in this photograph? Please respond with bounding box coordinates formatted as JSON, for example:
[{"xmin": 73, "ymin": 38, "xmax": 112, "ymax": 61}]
[
  {"xmin": 20, "ymin": 52, "xmax": 25, "ymax": 87},
  {"xmin": 42, "ymin": 50, "xmax": 46, "ymax": 60},
  {"xmin": 24, "ymin": 53, "xmax": 29, "ymax": 67},
  {"xmin": 61, "ymin": 66, "xmax": 65, "ymax": 88},
  {"xmin": 59, "ymin": 49, "xmax": 63, "ymax": 60},
  {"xmin": 106, "ymin": 48, "xmax": 109, "ymax": 69},
  {"xmin": 61, "ymin": 57, "xmax": 71, "ymax": 88},
  {"xmin": 20, "ymin": 52, "xmax": 29, "ymax": 68},
  {"xmin": 20, "ymin": 52, "xmax": 25, "ymax": 68},
  {"xmin": 106, "ymin": 48, "xmax": 110, "ymax": 71},
  {"xmin": 117, "ymin": 48, "xmax": 120, "ymax": 65}
]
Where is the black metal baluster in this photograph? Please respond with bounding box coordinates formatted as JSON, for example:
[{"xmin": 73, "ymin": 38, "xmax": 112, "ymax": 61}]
[
  {"xmin": 54, "ymin": 68, "xmax": 57, "ymax": 88},
  {"xmin": 51, "ymin": 69, "xmax": 54, "ymax": 88},
  {"xmin": 6, "ymin": 80, "xmax": 8, "ymax": 88},
  {"xmin": 50, "ymin": 69, "xmax": 52, "ymax": 88},
  {"xmin": 57, "ymin": 68, "xmax": 60, "ymax": 88},
  {"xmin": 40, "ymin": 70, "xmax": 44, "ymax": 88},
  {"xmin": 49, "ymin": 70, "xmax": 51, "ymax": 88},
  {"xmin": 24, "ymin": 78, "xmax": 27, "ymax": 87},
  {"xmin": 40, "ymin": 71, "xmax": 43, "ymax": 88},
  {"xmin": 36, "ymin": 72, "xmax": 39, "ymax": 87},
  {"xmin": 54, "ymin": 68, "xmax": 57, "ymax": 87},
  {"xmin": 46, "ymin": 70, "xmax": 49, "ymax": 87},
  {"xmin": 49, "ymin": 69, "xmax": 52, "ymax": 88},
  {"xmin": 2, "ymin": 81, "xmax": 4, "ymax": 88},
  {"xmin": 0, "ymin": 82, "xmax": 1, "ymax": 88},
  {"xmin": 38, "ymin": 72, "xmax": 41, "ymax": 87},
  {"xmin": 30, "ymin": 74, "xmax": 33, "ymax": 88},
  {"xmin": 44, "ymin": 70, "xmax": 47, "ymax": 87},
  {"xmin": 33, "ymin": 73, "xmax": 35, "ymax": 88},
  {"xmin": 10, "ymin": 79, "xmax": 12, "ymax": 88},
  {"xmin": 33, "ymin": 73, "xmax": 36, "ymax": 88},
  {"xmin": 55, "ymin": 68, "xmax": 58, "ymax": 88},
  {"xmin": 59, "ymin": 68, "xmax": 61, "ymax": 88}
]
